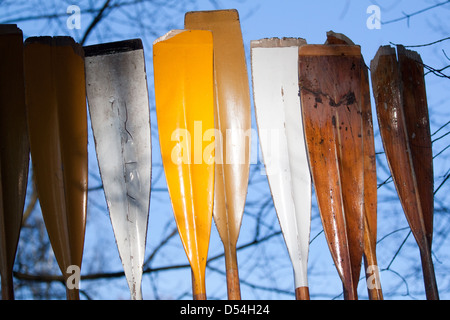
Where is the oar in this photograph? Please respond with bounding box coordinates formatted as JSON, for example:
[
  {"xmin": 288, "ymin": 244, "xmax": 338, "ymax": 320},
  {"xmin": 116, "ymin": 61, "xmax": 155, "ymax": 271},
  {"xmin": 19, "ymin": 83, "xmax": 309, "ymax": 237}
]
[
  {"xmin": 185, "ymin": 9, "xmax": 251, "ymax": 300},
  {"xmin": 370, "ymin": 45, "xmax": 438, "ymax": 300},
  {"xmin": 0, "ymin": 25, "xmax": 30, "ymax": 300},
  {"xmin": 326, "ymin": 31, "xmax": 383, "ymax": 300},
  {"xmin": 23, "ymin": 36, "xmax": 88, "ymax": 300},
  {"xmin": 153, "ymin": 30, "xmax": 215, "ymax": 300},
  {"xmin": 250, "ymin": 37, "xmax": 312, "ymax": 300},
  {"xmin": 84, "ymin": 39, "xmax": 152, "ymax": 300},
  {"xmin": 299, "ymin": 43, "xmax": 365, "ymax": 300}
]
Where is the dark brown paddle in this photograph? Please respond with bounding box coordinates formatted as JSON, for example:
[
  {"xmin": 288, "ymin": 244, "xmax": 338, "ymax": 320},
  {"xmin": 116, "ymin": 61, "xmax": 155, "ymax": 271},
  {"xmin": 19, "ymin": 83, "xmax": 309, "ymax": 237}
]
[
  {"xmin": 370, "ymin": 45, "xmax": 438, "ymax": 300},
  {"xmin": 326, "ymin": 31, "xmax": 383, "ymax": 300},
  {"xmin": 299, "ymin": 43, "xmax": 364, "ymax": 299},
  {"xmin": 0, "ymin": 25, "xmax": 30, "ymax": 300}
]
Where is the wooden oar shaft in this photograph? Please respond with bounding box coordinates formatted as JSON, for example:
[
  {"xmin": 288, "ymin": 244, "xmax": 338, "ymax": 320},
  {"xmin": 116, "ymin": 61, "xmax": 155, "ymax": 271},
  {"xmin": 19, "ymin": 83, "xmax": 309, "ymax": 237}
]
[
  {"xmin": 66, "ymin": 286, "xmax": 80, "ymax": 300},
  {"xmin": 192, "ymin": 270, "xmax": 207, "ymax": 300},
  {"xmin": 420, "ymin": 246, "xmax": 439, "ymax": 300},
  {"xmin": 224, "ymin": 245, "xmax": 240, "ymax": 300},
  {"xmin": 1, "ymin": 274, "xmax": 14, "ymax": 300},
  {"xmin": 363, "ymin": 237, "xmax": 383, "ymax": 300},
  {"xmin": 295, "ymin": 286, "xmax": 310, "ymax": 300}
]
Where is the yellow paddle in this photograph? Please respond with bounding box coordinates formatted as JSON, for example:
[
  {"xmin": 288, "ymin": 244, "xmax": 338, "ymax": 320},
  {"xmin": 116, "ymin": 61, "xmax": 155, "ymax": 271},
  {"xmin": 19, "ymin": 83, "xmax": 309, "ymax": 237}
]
[{"xmin": 153, "ymin": 30, "xmax": 215, "ymax": 300}]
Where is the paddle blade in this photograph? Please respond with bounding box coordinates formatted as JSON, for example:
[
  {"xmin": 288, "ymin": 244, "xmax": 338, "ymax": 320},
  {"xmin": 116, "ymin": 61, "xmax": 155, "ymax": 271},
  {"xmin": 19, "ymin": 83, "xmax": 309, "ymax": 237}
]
[
  {"xmin": 251, "ymin": 38, "xmax": 312, "ymax": 299},
  {"xmin": 0, "ymin": 25, "xmax": 30, "ymax": 300},
  {"xmin": 24, "ymin": 36, "xmax": 88, "ymax": 300},
  {"xmin": 299, "ymin": 44, "xmax": 364, "ymax": 300},
  {"xmin": 370, "ymin": 45, "xmax": 438, "ymax": 299},
  {"xmin": 185, "ymin": 9, "xmax": 251, "ymax": 300},
  {"xmin": 84, "ymin": 39, "xmax": 151, "ymax": 300},
  {"xmin": 326, "ymin": 31, "xmax": 383, "ymax": 299},
  {"xmin": 153, "ymin": 30, "xmax": 215, "ymax": 300}
]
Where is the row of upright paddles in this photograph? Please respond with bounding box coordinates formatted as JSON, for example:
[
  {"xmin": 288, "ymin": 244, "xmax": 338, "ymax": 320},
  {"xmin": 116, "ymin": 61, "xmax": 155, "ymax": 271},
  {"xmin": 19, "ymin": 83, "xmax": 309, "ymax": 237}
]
[{"xmin": 0, "ymin": 9, "xmax": 438, "ymax": 300}]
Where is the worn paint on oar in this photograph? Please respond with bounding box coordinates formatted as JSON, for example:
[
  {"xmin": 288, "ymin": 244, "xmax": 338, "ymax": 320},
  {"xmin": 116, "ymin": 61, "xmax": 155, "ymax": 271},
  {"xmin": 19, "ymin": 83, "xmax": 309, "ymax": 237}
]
[
  {"xmin": 24, "ymin": 37, "xmax": 87, "ymax": 300},
  {"xmin": 153, "ymin": 30, "xmax": 215, "ymax": 300},
  {"xmin": 370, "ymin": 46, "xmax": 438, "ymax": 300},
  {"xmin": 326, "ymin": 31, "xmax": 383, "ymax": 300},
  {"xmin": 0, "ymin": 25, "xmax": 30, "ymax": 300},
  {"xmin": 251, "ymin": 38, "xmax": 312, "ymax": 300},
  {"xmin": 185, "ymin": 9, "xmax": 251, "ymax": 300},
  {"xmin": 299, "ymin": 44, "xmax": 364, "ymax": 300},
  {"xmin": 84, "ymin": 39, "xmax": 151, "ymax": 300}
]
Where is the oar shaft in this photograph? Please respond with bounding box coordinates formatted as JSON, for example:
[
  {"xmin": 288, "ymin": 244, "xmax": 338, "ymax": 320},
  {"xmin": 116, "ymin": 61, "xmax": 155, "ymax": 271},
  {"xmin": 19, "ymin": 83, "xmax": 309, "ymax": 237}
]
[
  {"xmin": 363, "ymin": 254, "xmax": 383, "ymax": 300},
  {"xmin": 420, "ymin": 248, "xmax": 439, "ymax": 300},
  {"xmin": 191, "ymin": 270, "xmax": 207, "ymax": 300},
  {"xmin": 224, "ymin": 246, "xmax": 241, "ymax": 300},
  {"xmin": 343, "ymin": 283, "xmax": 358, "ymax": 300},
  {"xmin": 1, "ymin": 274, "xmax": 14, "ymax": 300},
  {"xmin": 66, "ymin": 287, "xmax": 80, "ymax": 300},
  {"xmin": 295, "ymin": 287, "xmax": 310, "ymax": 300}
]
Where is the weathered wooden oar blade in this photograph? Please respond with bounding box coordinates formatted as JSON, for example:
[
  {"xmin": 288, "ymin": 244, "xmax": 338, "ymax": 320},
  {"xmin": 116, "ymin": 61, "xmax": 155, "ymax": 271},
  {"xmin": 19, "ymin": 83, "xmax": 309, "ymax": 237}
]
[
  {"xmin": 185, "ymin": 9, "xmax": 251, "ymax": 300},
  {"xmin": 299, "ymin": 44, "xmax": 364, "ymax": 300},
  {"xmin": 84, "ymin": 39, "xmax": 151, "ymax": 300},
  {"xmin": 326, "ymin": 31, "xmax": 383, "ymax": 300},
  {"xmin": 370, "ymin": 45, "xmax": 438, "ymax": 299},
  {"xmin": 0, "ymin": 25, "xmax": 30, "ymax": 300},
  {"xmin": 251, "ymin": 38, "xmax": 312, "ymax": 300},
  {"xmin": 23, "ymin": 36, "xmax": 88, "ymax": 300},
  {"xmin": 153, "ymin": 30, "xmax": 215, "ymax": 300}
]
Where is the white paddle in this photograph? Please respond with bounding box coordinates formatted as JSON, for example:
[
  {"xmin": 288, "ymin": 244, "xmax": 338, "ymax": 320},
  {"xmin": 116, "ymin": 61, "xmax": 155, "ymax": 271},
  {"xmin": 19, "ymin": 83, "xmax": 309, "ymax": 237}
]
[
  {"xmin": 84, "ymin": 39, "xmax": 151, "ymax": 300},
  {"xmin": 251, "ymin": 38, "xmax": 312, "ymax": 299}
]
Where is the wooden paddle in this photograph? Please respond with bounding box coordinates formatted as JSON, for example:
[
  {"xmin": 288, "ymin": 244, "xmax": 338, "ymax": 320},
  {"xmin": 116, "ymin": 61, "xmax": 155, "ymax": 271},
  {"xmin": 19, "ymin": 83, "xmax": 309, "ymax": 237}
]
[
  {"xmin": 299, "ymin": 43, "xmax": 365, "ymax": 300},
  {"xmin": 326, "ymin": 31, "xmax": 383, "ymax": 300},
  {"xmin": 0, "ymin": 25, "xmax": 30, "ymax": 300},
  {"xmin": 84, "ymin": 39, "xmax": 152, "ymax": 300},
  {"xmin": 185, "ymin": 9, "xmax": 251, "ymax": 300},
  {"xmin": 153, "ymin": 30, "xmax": 215, "ymax": 300},
  {"xmin": 251, "ymin": 37, "xmax": 312, "ymax": 300},
  {"xmin": 370, "ymin": 45, "xmax": 438, "ymax": 300},
  {"xmin": 23, "ymin": 36, "xmax": 88, "ymax": 300}
]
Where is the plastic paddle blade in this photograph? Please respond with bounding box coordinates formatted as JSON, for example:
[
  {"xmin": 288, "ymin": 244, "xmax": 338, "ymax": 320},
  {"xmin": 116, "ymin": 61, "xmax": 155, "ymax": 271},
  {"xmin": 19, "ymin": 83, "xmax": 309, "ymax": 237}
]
[
  {"xmin": 185, "ymin": 9, "xmax": 251, "ymax": 300},
  {"xmin": 299, "ymin": 44, "xmax": 364, "ymax": 300},
  {"xmin": 153, "ymin": 30, "xmax": 215, "ymax": 299},
  {"xmin": 251, "ymin": 38, "xmax": 312, "ymax": 297},
  {"xmin": 84, "ymin": 39, "xmax": 151, "ymax": 300},
  {"xmin": 370, "ymin": 46, "xmax": 438, "ymax": 300},
  {"xmin": 0, "ymin": 24, "xmax": 30, "ymax": 300},
  {"xmin": 23, "ymin": 36, "xmax": 88, "ymax": 300},
  {"xmin": 185, "ymin": 9, "xmax": 251, "ymax": 250}
]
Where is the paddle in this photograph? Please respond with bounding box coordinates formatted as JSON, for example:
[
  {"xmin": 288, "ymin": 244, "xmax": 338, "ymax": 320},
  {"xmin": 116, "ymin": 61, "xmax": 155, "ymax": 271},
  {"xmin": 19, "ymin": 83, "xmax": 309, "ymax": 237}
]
[
  {"xmin": 0, "ymin": 25, "xmax": 30, "ymax": 300},
  {"xmin": 299, "ymin": 43, "xmax": 365, "ymax": 300},
  {"xmin": 84, "ymin": 39, "xmax": 152, "ymax": 300},
  {"xmin": 326, "ymin": 31, "xmax": 383, "ymax": 300},
  {"xmin": 370, "ymin": 45, "xmax": 438, "ymax": 300},
  {"xmin": 23, "ymin": 36, "xmax": 88, "ymax": 300},
  {"xmin": 251, "ymin": 37, "xmax": 312, "ymax": 300},
  {"xmin": 185, "ymin": 9, "xmax": 251, "ymax": 300},
  {"xmin": 153, "ymin": 30, "xmax": 215, "ymax": 300}
]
